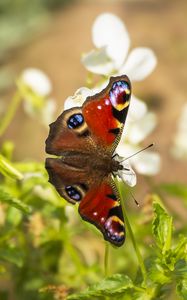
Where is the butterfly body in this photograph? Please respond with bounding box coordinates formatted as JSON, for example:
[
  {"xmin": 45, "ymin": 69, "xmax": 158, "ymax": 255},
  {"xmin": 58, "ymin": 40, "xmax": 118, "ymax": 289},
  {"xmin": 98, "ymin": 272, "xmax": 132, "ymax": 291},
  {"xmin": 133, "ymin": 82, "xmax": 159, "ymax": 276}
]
[{"xmin": 45, "ymin": 75, "xmax": 131, "ymax": 246}]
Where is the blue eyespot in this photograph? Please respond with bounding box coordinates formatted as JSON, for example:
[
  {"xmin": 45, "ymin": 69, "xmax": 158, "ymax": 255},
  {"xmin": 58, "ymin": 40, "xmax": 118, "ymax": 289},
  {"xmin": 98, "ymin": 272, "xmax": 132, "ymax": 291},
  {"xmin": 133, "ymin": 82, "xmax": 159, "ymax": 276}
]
[
  {"xmin": 104, "ymin": 216, "xmax": 125, "ymax": 244},
  {"xmin": 67, "ymin": 113, "xmax": 84, "ymax": 129},
  {"xmin": 109, "ymin": 80, "xmax": 130, "ymax": 107},
  {"xmin": 65, "ymin": 185, "xmax": 81, "ymax": 201}
]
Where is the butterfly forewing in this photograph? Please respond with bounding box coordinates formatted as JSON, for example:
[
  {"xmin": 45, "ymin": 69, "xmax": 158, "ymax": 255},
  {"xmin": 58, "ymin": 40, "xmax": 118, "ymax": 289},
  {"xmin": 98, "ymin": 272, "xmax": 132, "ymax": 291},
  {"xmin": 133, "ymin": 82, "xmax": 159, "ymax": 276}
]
[{"xmin": 82, "ymin": 75, "xmax": 131, "ymax": 153}]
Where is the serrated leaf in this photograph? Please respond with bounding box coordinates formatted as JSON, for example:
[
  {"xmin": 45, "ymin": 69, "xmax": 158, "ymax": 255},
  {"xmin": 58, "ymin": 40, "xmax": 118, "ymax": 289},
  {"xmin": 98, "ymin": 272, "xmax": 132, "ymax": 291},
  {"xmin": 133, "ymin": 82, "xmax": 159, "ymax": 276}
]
[
  {"xmin": 0, "ymin": 186, "xmax": 31, "ymax": 213},
  {"xmin": 0, "ymin": 247, "xmax": 24, "ymax": 267},
  {"xmin": 148, "ymin": 259, "xmax": 171, "ymax": 285},
  {"xmin": 152, "ymin": 196, "xmax": 173, "ymax": 254},
  {"xmin": 0, "ymin": 154, "xmax": 23, "ymax": 180},
  {"xmin": 67, "ymin": 274, "xmax": 133, "ymax": 299}
]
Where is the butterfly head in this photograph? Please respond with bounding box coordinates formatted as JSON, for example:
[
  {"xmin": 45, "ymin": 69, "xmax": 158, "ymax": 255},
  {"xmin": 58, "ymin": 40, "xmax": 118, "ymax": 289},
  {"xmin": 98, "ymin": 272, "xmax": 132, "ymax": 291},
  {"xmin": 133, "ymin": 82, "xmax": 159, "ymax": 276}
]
[{"xmin": 112, "ymin": 153, "xmax": 137, "ymax": 187}]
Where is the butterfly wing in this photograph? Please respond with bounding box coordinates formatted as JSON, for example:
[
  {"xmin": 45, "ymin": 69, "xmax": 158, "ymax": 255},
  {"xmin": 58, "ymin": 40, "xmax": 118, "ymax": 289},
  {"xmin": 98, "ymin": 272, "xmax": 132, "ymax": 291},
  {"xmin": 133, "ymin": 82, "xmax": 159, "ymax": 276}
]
[
  {"xmin": 46, "ymin": 107, "xmax": 94, "ymax": 156},
  {"xmin": 45, "ymin": 156, "xmax": 93, "ymax": 204},
  {"xmin": 45, "ymin": 75, "xmax": 131, "ymax": 246},
  {"xmin": 82, "ymin": 75, "xmax": 131, "ymax": 153},
  {"xmin": 46, "ymin": 156, "xmax": 125, "ymax": 246},
  {"xmin": 79, "ymin": 177, "xmax": 125, "ymax": 246},
  {"xmin": 45, "ymin": 75, "xmax": 131, "ymax": 156}
]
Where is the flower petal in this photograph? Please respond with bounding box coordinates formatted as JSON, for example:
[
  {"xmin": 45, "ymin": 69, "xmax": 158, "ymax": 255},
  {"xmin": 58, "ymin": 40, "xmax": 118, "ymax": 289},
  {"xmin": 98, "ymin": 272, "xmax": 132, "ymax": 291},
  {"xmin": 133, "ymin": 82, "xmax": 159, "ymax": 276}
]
[
  {"xmin": 132, "ymin": 151, "xmax": 161, "ymax": 175},
  {"xmin": 82, "ymin": 48, "xmax": 114, "ymax": 75},
  {"xmin": 128, "ymin": 94, "xmax": 148, "ymax": 121},
  {"xmin": 171, "ymin": 103, "xmax": 187, "ymax": 160},
  {"xmin": 41, "ymin": 98, "xmax": 56, "ymax": 126},
  {"xmin": 119, "ymin": 160, "xmax": 137, "ymax": 187},
  {"xmin": 92, "ymin": 13, "xmax": 130, "ymax": 69},
  {"xmin": 64, "ymin": 87, "xmax": 93, "ymax": 109},
  {"xmin": 171, "ymin": 132, "xmax": 187, "ymax": 159},
  {"xmin": 119, "ymin": 47, "xmax": 157, "ymax": 81},
  {"xmin": 126, "ymin": 112, "xmax": 157, "ymax": 144},
  {"xmin": 21, "ymin": 68, "xmax": 52, "ymax": 96}
]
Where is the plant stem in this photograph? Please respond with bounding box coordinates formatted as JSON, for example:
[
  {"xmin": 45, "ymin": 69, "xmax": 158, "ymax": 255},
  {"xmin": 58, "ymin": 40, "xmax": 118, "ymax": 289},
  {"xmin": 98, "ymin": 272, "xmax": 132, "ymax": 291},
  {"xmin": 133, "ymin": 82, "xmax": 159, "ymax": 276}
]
[
  {"xmin": 104, "ymin": 242, "xmax": 110, "ymax": 277},
  {"xmin": 117, "ymin": 180, "xmax": 147, "ymax": 284},
  {"xmin": 0, "ymin": 91, "xmax": 22, "ymax": 137}
]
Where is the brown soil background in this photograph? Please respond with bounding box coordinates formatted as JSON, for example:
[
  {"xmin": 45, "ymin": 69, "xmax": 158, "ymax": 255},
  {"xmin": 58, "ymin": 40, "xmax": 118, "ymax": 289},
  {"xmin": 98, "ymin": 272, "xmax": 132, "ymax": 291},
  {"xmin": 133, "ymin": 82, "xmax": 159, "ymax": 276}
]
[{"xmin": 1, "ymin": 0, "xmax": 187, "ymax": 215}]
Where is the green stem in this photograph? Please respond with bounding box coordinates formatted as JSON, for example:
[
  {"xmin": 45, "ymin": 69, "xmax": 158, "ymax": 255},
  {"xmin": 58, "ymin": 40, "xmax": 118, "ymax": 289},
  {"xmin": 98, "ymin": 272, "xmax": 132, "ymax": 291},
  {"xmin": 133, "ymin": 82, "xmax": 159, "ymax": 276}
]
[
  {"xmin": 65, "ymin": 241, "xmax": 85, "ymax": 275},
  {"xmin": 117, "ymin": 180, "xmax": 147, "ymax": 284},
  {"xmin": 0, "ymin": 91, "xmax": 22, "ymax": 137},
  {"xmin": 104, "ymin": 241, "xmax": 110, "ymax": 277}
]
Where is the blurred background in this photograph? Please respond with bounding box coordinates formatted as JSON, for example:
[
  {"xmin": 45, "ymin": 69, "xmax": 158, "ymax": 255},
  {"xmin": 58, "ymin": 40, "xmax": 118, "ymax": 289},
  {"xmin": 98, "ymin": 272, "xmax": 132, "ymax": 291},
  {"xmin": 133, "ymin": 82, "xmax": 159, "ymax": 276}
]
[
  {"xmin": 0, "ymin": 0, "xmax": 187, "ymax": 298},
  {"xmin": 0, "ymin": 0, "xmax": 187, "ymax": 181}
]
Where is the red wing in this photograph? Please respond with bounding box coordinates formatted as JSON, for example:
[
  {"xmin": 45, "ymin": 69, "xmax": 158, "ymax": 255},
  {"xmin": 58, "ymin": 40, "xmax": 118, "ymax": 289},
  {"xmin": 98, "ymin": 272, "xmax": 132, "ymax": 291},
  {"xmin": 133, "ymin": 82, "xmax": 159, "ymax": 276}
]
[
  {"xmin": 79, "ymin": 177, "xmax": 125, "ymax": 247},
  {"xmin": 82, "ymin": 75, "xmax": 131, "ymax": 152},
  {"xmin": 46, "ymin": 159, "xmax": 125, "ymax": 246},
  {"xmin": 46, "ymin": 75, "xmax": 131, "ymax": 156}
]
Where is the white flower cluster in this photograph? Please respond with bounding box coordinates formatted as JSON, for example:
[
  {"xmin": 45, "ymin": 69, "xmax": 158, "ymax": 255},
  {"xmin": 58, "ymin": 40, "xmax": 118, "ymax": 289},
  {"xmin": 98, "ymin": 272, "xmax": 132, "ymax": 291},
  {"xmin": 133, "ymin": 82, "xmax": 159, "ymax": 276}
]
[{"xmin": 64, "ymin": 13, "xmax": 161, "ymax": 186}]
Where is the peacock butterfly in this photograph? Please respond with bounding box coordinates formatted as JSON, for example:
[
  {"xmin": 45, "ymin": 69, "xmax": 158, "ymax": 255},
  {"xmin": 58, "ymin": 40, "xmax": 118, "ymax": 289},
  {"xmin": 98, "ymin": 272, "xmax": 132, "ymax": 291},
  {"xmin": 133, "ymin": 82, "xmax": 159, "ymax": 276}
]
[{"xmin": 45, "ymin": 75, "xmax": 131, "ymax": 247}]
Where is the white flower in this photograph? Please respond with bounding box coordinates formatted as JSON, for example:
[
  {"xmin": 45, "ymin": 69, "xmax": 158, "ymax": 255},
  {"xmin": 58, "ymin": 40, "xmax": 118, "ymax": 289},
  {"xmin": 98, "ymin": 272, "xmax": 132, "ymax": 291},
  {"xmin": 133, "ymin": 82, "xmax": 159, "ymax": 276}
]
[
  {"xmin": 21, "ymin": 68, "xmax": 52, "ymax": 96},
  {"xmin": 64, "ymin": 13, "xmax": 160, "ymax": 176},
  {"xmin": 171, "ymin": 102, "xmax": 187, "ymax": 159},
  {"xmin": 18, "ymin": 68, "xmax": 56, "ymax": 126},
  {"xmin": 40, "ymin": 98, "xmax": 56, "ymax": 126},
  {"xmin": 125, "ymin": 112, "xmax": 157, "ymax": 145},
  {"xmin": 116, "ymin": 143, "xmax": 161, "ymax": 176},
  {"xmin": 82, "ymin": 13, "xmax": 157, "ymax": 80},
  {"xmin": 64, "ymin": 87, "xmax": 93, "ymax": 110},
  {"xmin": 118, "ymin": 159, "xmax": 137, "ymax": 187}
]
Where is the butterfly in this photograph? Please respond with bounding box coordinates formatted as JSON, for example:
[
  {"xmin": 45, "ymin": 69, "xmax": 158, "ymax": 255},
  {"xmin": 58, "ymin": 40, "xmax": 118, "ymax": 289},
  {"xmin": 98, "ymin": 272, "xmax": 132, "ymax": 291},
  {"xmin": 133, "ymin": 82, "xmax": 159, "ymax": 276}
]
[{"xmin": 45, "ymin": 75, "xmax": 131, "ymax": 247}]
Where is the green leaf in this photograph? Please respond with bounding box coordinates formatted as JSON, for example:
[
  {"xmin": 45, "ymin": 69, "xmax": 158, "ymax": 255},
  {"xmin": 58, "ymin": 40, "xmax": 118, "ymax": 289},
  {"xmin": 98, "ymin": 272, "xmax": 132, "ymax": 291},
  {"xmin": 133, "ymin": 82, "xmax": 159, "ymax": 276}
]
[
  {"xmin": 1, "ymin": 140, "xmax": 14, "ymax": 160},
  {"xmin": 177, "ymin": 279, "xmax": 187, "ymax": 299},
  {"xmin": 148, "ymin": 259, "xmax": 171, "ymax": 285},
  {"xmin": 175, "ymin": 260, "xmax": 187, "ymax": 279},
  {"xmin": 173, "ymin": 236, "xmax": 187, "ymax": 262},
  {"xmin": 67, "ymin": 274, "xmax": 133, "ymax": 299},
  {"xmin": 0, "ymin": 186, "xmax": 31, "ymax": 213},
  {"xmin": 0, "ymin": 154, "xmax": 23, "ymax": 180},
  {"xmin": 0, "ymin": 247, "xmax": 24, "ymax": 267},
  {"xmin": 159, "ymin": 183, "xmax": 187, "ymax": 200},
  {"xmin": 152, "ymin": 196, "xmax": 173, "ymax": 254}
]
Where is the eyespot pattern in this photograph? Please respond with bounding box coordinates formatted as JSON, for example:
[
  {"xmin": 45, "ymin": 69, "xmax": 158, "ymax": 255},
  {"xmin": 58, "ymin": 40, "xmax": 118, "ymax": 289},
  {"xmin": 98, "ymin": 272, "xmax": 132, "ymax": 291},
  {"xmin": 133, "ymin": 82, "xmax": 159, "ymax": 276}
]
[
  {"xmin": 67, "ymin": 113, "xmax": 84, "ymax": 129},
  {"xmin": 65, "ymin": 184, "xmax": 87, "ymax": 203},
  {"xmin": 104, "ymin": 216, "xmax": 124, "ymax": 243},
  {"xmin": 109, "ymin": 80, "xmax": 131, "ymax": 111},
  {"xmin": 65, "ymin": 185, "xmax": 82, "ymax": 201},
  {"xmin": 64, "ymin": 109, "xmax": 88, "ymax": 135}
]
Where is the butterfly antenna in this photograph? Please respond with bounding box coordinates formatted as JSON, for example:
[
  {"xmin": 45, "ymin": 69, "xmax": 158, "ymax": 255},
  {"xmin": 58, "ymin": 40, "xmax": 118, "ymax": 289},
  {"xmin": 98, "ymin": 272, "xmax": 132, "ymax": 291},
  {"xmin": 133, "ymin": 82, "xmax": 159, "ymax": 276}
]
[
  {"xmin": 128, "ymin": 188, "xmax": 139, "ymax": 207},
  {"xmin": 122, "ymin": 143, "xmax": 154, "ymax": 162}
]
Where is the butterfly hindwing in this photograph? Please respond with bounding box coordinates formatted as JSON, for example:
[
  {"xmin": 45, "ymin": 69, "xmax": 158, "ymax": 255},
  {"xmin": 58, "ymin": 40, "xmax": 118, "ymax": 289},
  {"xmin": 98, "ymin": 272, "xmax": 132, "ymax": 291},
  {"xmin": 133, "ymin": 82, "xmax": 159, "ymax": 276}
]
[
  {"xmin": 79, "ymin": 177, "xmax": 125, "ymax": 246},
  {"xmin": 45, "ymin": 157, "xmax": 91, "ymax": 204},
  {"xmin": 45, "ymin": 158, "xmax": 125, "ymax": 246}
]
